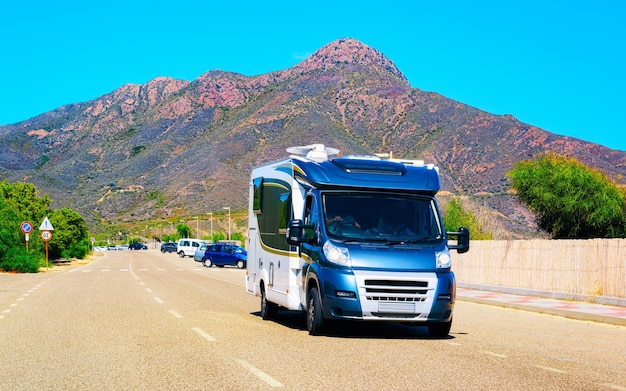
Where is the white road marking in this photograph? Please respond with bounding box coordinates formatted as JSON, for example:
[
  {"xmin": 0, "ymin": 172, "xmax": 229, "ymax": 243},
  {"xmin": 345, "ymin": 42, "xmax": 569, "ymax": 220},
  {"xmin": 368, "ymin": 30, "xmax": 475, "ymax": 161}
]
[
  {"xmin": 82, "ymin": 270, "xmax": 92, "ymax": 273},
  {"xmin": 236, "ymin": 359, "xmax": 284, "ymax": 388},
  {"xmin": 598, "ymin": 384, "xmax": 626, "ymax": 391},
  {"xmin": 101, "ymin": 269, "xmax": 110, "ymax": 272},
  {"xmin": 9, "ymin": 303, "xmax": 17, "ymax": 307},
  {"xmin": 145, "ymin": 288, "xmax": 153, "ymax": 293},
  {"xmin": 154, "ymin": 297, "xmax": 164, "ymax": 304},
  {"xmin": 480, "ymin": 350, "xmax": 508, "ymax": 358},
  {"xmin": 120, "ymin": 269, "xmax": 128, "ymax": 272},
  {"xmin": 17, "ymin": 298, "xmax": 25, "ymax": 301},
  {"xmin": 169, "ymin": 310, "xmax": 183, "ymax": 319},
  {"xmin": 192, "ymin": 327, "xmax": 216, "ymax": 342},
  {"xmin": 3, "ymin": 309, "xmax": 11, "ymax": 314},
  {"xmin": 533, "ymin": 365, "xmax": 566, "ymax": 373}
]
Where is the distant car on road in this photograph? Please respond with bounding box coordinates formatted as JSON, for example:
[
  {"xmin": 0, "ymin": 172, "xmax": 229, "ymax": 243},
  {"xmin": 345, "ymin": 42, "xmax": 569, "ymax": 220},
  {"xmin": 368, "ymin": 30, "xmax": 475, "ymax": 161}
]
[
  {"xmin": 160, "ymin": 242, "xmax": 177, "ymax": 253},
  {"xmin": 202, "ymin": 244, "xmax": 247, "ymax": 269},
  {"xmin": 129, "ymin": 242, "xmax": 148, "ymax": 250}
]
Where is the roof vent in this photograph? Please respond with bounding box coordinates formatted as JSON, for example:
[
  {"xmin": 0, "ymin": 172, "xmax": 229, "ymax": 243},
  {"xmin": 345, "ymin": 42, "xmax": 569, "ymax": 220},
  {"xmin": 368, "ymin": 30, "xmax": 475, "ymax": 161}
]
[{"xmin": 286, "ymin": 144, "xmax": 340, "ymax": 161}]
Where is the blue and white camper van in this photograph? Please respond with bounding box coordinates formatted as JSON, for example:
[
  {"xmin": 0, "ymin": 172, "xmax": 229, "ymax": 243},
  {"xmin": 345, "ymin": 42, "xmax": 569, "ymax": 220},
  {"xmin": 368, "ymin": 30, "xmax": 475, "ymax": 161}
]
[{"xmin": 245, "ymin": 144, "xmax": 469, "ymax": 336}]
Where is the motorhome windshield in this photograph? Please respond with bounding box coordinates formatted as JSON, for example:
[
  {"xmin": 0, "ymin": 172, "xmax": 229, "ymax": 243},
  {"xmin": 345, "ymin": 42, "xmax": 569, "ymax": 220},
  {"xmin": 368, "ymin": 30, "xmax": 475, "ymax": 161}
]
[{"xmin": 323, "ymin": 193, "xmax": 443, "ymax": 243}]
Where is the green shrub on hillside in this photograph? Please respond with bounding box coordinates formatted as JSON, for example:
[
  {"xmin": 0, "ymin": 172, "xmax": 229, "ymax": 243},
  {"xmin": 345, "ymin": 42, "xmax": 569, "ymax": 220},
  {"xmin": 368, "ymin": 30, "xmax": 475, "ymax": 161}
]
[{"xmin": 443, "ymin": 198, "xmax": 493, "ymax": 240}]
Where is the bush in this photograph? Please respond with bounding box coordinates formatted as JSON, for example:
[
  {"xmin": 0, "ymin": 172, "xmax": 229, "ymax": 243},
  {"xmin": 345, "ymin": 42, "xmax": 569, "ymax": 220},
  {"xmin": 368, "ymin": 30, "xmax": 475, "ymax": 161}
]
[
  {"xmin": 61, "ymin": 238, "xmax": 90, "ymax": 259},
  {"xmin": 443, "ymin": 198, "xmax": 493, "ymax": 240},
  {"xmin": 0, "ymin": 247, "xmax": 41, "ymax": 273}
]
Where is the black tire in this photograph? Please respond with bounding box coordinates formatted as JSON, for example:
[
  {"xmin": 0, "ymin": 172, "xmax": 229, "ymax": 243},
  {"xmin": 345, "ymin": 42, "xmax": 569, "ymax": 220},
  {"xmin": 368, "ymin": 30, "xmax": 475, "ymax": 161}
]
[
  {"xmin": 161, "ymin": 249, "xmax": 165, "ymax": 253},
  {"xmin": 427, "ymin": 318, "xmax": 452, "ymax": 338},
  {"xmin": 178, "ymin": 251, "xmax": 185, "ymax": 258},
  {"xmin": 236, "ymin": 260, "xmax": 245, "ymax": 269},
  {"xmin": 203, "ymin": 258, "xmax": 212, "ymax": 267},
  {"xmin": 260, "ymin": 285, "xmax": 278, "ymax": 320},
  {"xmin": 307, "ymin": 287, "xmax": 324, "ymax": 335}
]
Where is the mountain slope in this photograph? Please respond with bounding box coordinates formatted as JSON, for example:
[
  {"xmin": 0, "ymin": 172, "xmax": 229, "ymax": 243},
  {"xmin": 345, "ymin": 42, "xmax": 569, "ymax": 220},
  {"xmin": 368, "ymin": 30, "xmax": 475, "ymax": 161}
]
[{"xmin": 1, "ymin": 38, "xmax": 625, "ymax": 237}]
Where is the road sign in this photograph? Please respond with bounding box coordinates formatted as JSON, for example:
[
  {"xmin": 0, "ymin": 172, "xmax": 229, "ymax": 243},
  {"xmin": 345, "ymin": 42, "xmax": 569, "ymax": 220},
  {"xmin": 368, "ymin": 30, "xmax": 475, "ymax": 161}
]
[
  {"xmin": 39, "ymin": 217, "xmax": 54, "ymax": 231},
  {"xmin": 21, "ymin": 221, "xmax": 33, "ymax": 234},
  {"xmin": 41, "ymin": 230, "xmax": 52, "ymax": 242}
]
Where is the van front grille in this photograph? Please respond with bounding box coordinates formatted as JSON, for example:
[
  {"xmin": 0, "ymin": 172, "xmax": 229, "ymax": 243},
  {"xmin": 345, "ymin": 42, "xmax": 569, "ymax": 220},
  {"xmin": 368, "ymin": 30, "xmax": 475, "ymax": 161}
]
[{"xmin": 364, "ymin": 279, "xmax": 430, "ymax": 301}]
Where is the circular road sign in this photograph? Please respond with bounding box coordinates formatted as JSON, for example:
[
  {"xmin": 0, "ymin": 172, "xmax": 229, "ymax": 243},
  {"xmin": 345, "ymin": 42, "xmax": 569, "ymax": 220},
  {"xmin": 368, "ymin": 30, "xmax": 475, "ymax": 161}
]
[
  {"xmin": 41, "ymin": 230, "xmax": 52, "ymax": 242},
  {"xmin": 21, "ymin": 221, "xmax": 33, "ymax": 234}
]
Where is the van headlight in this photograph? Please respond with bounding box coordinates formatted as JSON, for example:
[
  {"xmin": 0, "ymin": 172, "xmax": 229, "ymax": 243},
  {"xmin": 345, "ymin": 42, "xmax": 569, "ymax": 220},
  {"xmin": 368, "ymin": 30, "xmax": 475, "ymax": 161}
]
[
  {"xmin": 323, "ymin": 241, "xmax": 351, "ymax": 266},
  {"xmin": 436, "ymin": 248, "xmax": 452, "ymax": 269}
]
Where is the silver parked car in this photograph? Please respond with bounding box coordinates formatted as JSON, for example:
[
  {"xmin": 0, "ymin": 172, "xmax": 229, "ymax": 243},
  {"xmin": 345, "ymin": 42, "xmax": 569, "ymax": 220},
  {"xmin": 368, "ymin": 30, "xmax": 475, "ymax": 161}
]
[{"xmin": 193, "ymin": 243, "xmax": 211, "ymax": 262}]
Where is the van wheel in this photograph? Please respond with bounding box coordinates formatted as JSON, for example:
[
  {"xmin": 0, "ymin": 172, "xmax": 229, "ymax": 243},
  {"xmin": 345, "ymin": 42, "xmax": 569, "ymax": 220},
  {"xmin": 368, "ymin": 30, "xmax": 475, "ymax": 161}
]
[
  {"xmin": 203, "ymin": 258, "xmax": 212, "ymax": 268},
  {"xmin": 178, "ymin": 251, "xmax": 185, "ymax": 258},
  {"xmin": 427, "ymin": 318, "xmax": 452, "ymax": 338},
  {"xmin": 260, "ymin": 285, "xmax": 278, "ymax": 320},
  {"xmin": 307, "ymin": 287, "xmax": 324, "ymax": 335},
  {"xmin": 236, "ymin": 260, "xmax": 245, "ymax": 269}
]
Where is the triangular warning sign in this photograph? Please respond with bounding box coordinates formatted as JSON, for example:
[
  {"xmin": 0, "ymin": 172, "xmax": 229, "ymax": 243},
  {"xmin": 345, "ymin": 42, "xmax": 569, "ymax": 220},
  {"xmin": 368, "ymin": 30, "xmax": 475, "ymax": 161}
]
[{"xmin": 39, "ymin": 217, "xmax": 55, "ymax": 231}]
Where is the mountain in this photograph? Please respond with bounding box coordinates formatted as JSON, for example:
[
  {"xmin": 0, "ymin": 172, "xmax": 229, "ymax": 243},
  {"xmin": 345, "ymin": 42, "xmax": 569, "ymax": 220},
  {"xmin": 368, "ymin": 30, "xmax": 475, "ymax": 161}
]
[{"xmin": 1, "ymin": 38, "xmax": 625, "ymax": 237}]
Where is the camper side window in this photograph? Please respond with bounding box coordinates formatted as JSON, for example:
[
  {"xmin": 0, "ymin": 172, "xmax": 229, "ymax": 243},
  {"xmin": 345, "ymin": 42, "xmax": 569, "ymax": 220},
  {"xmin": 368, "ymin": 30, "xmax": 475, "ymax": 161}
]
[{"xmin": 303, "ymin": 196, "xmax": 317, "ymax": 241}]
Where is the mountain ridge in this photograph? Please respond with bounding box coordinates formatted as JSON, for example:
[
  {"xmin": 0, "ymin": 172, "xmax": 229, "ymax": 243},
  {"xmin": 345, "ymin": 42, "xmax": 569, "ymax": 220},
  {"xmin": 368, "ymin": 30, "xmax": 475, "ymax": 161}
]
[{"xmin": 1, "ymin": 38, "xmax": 624, "ymax": 237}]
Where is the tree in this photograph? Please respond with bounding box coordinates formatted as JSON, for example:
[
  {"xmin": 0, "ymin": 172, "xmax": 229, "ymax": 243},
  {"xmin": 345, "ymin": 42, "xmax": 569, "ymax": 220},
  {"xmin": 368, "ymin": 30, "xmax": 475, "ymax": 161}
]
[
  {"xmin": 177, "ymin": 224, "xmax": 191, "ymax": 239},
  {"xmin": 508, "ymin": 153, "xmax": 626, "ymax": 238},
  {"xmin": 0, "ymin": 198, "xmax": 40, "ymax": 272},
  {"xmin": 442, "ymin": 198, "xmax": 493, "ymax": 240},
  {"xmin": 0, "ymin": 180, "xmax": 50, "ymax": 223},
  {"xmin": 48, "ymin": 208, "xmax": 90, "ymax": 259}
]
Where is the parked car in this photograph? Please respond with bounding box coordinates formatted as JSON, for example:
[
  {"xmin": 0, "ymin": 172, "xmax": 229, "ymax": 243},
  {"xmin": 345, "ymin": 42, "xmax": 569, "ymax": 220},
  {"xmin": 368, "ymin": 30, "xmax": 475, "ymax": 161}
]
[
  {"xmin": 129, "ymin": 242, "xmax": 148, "ymax": 250},
  {"xmin": 202, "ymin": 244, "xmax": 247, "ymax": 269},
  {"xmin": 193, "ymin": 243, "xmax": 211, "ymax": 262},
  {"xmin": 160, "ymin": 242, "xmax": 177, "ymax": 253},
  {"xmin": 177, "ymin": 238, "xmax": 207, "ymax": 258}
]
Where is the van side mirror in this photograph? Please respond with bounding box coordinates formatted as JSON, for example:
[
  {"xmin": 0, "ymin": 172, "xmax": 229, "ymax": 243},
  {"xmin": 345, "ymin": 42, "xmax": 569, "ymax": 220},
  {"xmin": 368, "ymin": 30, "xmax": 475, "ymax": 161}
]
[
  {"xmin": 447, "ymin": 227, "xmax": 470, "ymax": 254},
  {"xmin": 286, "ymin": 219, "xmax": 315, "ymax": 245}
]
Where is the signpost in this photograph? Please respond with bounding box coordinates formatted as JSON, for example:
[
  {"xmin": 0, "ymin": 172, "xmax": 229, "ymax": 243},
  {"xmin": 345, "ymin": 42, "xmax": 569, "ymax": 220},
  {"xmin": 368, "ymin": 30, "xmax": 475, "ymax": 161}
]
[
  {"xmin": 39, "ymin": 217, "xmax": 55, "ymax": 272},
  {"xmin": 20, "ymin": 221, "xmax": 33, "ymax": 250}
]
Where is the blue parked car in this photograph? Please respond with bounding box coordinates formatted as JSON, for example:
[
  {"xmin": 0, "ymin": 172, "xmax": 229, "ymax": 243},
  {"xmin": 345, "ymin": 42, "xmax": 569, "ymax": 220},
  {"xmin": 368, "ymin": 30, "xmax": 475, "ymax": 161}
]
[{"xmin": 202, "ymin": 244, "xmax": 247, "ymax": 269}]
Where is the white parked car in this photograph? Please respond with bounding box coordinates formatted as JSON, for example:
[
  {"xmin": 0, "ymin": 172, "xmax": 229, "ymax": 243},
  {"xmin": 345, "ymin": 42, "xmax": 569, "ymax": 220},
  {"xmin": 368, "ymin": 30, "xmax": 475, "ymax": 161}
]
[{"xmin": 176, "ymin": 238, "xmax": 206, "ymax": 258}]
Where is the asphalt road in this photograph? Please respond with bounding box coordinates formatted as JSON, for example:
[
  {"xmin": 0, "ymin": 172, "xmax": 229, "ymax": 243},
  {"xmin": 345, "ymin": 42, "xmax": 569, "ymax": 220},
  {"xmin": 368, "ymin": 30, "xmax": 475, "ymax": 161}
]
[{"xmin": 1, "ymin": 249, "xmax": 625, "ymax": 390}]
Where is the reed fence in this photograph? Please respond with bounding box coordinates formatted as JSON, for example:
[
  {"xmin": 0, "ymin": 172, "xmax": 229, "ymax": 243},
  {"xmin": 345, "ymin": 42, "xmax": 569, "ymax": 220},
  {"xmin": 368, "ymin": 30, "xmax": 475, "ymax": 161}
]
[{"xmin": 454, "ymin": 239, "xmax": 626, "ymax": 300}]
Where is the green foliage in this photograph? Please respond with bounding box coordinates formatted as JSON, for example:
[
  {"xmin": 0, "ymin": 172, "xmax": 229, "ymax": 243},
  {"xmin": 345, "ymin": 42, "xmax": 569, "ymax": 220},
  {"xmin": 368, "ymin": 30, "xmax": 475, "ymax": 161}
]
[
  {"xmin": 131, "ymin": 145, "xmax": 145, "ymax": 156},
  {"xmin": 147, "ymin": 190, "xmax": 165, "ymax": 207},
  {"xmin": 35, "ymin": 155, "xmax": 49, "ymax": 169},
  {"xmin": 443, "ymin": 198, "xmax": 492, "ymax": 240},
  {"xmin": 0, "ymin": 201, "xmax": 42, "ymax": 273},
  {"xmin": 48, "ymin": 208, "xmax": 90, "ymax": 259},
  {"xmin": 212, "ymin": 232, "xmax": 226, "ymax": 242},
  {"xmin": 0, "ymin": 180, "xmax": 50, "ymax": 223},
  {"xmin": 231, "ymin": 232, "xmax": 245, "ymax": 246},
  {"xmin": 508, "ymin": 153, "xmax": 626, "ymax": 238},
  {"xmin": 177, "ymin": 224, "xmax": 191, "ymax": 239},
  {"xmin": 0, "ymin": 247, "xmax": 40, "ymax": 273}
]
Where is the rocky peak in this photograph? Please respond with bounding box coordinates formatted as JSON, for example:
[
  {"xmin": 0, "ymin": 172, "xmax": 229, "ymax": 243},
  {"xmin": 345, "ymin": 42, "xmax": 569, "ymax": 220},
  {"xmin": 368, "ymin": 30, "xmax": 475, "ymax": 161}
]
[{"xmin": 293, "ymin": 38, "xmax": 408, "ymax": 85}]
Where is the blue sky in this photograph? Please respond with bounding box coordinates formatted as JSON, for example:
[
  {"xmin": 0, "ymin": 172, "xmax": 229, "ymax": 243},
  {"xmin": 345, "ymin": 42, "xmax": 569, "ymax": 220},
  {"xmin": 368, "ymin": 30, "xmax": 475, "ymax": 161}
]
[{"xmin": 2, "ymin": 1, "xmax": 625, "ymax": 151}]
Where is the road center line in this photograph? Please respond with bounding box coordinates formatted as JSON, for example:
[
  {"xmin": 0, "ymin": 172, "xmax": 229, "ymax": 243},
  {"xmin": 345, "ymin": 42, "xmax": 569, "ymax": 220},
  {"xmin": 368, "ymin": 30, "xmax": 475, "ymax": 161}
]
[
  {"xmin": 154, "ymin": 297, "xmax": 164, "ymax": 304},
  {"xmin": 533, "ymin": 365, "xmax": 566, "ymax": 373},
  {"xmin": 599, "ymin": 383, "xmax": 626, "ymax": 391},
  {"xmin": 169, "ymin": 310, "xmax": 183, "ymax": 319},
  {"xmin": 236, "ymin": 359, "xmax": 284, "ymax": 388},
  {"xmin": 192, "ymin": 327, "xmax": 216, "ymax": 342},
  {"xmin": 480, "ymin": 350, "xmax": 508, "ymax": 358}
]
